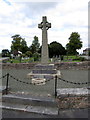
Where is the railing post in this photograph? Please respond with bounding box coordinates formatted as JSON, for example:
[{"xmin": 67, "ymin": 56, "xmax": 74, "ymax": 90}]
[
  {"xmin": 6, "ymin": 73, "xmax": 9, "ymax": 95},
  {"xmin": 55, "ymin": 75, "xmax": 57, "ymax": 98}
]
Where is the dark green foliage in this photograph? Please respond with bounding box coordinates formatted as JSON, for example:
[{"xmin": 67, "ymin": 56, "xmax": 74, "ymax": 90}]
[
  {"xmin": 33, "ymin": 52, "xmax": 40, "ymax": 61},
  {"xmin": 89, "ymin": 51, "xmax": 90, "ymax": 56},
  {"xmin": 25, "ymin": 51, "xmax": 32, "ymax": 57},
  {"xmin": 11, "ymin": 34, "xmax": 28, "ymax": 56},
  {"xmin": 29, "ymin": 36, "xmax": 40, "ymax": 54},
  {"xmin": 2, "ymin": 49, "xmax": 10, "ymax": 57},
  {"xmin": 49, "ymin": 41, "xmax": 66, "ymax": 58},
  {"xmin": 66, "ymin": 32, "xmax": 82, "ymax": 55},
  {"xmin": 78, "ymin": 57, "xmax": 86, "ymax": 61}
]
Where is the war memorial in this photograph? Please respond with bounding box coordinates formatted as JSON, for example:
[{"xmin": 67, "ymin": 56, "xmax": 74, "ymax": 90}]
[
  {"xmin": 27, "ymin": 16, "xmax": 61, "ymax": 85},
  {"xmin": 0, "ymin": 16, "xmax": 89, "ymax": 118}
]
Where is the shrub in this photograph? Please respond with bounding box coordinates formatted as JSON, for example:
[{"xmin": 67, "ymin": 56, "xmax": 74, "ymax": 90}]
[{"xmin": 78, "ymin": 57, "xmax": 85, "ymax": 61}]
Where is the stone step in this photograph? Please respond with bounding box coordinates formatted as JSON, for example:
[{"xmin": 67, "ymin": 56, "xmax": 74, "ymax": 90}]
[
  {"xmin": 35, "ymin": 64, "xmax": 55, "ymax": 70},
  {"xmin": 27, "ymin": 70, "xmax": 61, "ymax": 80},
  {"xmin": 32, "ymin": 69, "xmax": 57, "ymax": 74},
  {"xmin": 2, "ymin": 94, "xmax": 58, "ymax": 108},
  {"xmin": 1, "ymin": 102, "xmax": 58, "ymax": 115}
]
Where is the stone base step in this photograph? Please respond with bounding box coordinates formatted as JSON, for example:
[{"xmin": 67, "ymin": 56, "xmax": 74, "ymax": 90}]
[
  {"xmin": 2, "ymin": 94, "xmax": 58, "ymax": 107},
  {"xmin": 32, "ymin": 69, "xmax": 57, "ymax": 74},
  {"xmin": 34, "ymin": 64, "xmax": 55, "ymax": 69},
  {"xmin": 1, "ymin": 102, "xmax": 58, "ymax": 115},
  {"xmin": 27, "ymin": 70, "xmax": 61, "ymax": 80}
]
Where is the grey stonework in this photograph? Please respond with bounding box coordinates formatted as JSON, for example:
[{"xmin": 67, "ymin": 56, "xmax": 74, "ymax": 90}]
[
  {"xmin": 38, "ymin": 16, "xmax": 51, "ymax": 64},
  {"xmin": 2, "ymin": 61, "xmax": 89, "ymax": 70}
]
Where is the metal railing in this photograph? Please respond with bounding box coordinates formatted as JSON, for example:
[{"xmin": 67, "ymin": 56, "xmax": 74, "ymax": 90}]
[{"xmin": 0, "ymin": 73, "xmax": 89, "ymax": 97}]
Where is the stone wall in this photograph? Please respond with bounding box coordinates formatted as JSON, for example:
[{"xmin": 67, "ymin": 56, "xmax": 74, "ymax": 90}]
[
  {"xmin": 2, "ymin": 63, "xmax": 36, "ymax": 69},
  {"xmin": 55, "ymin": 61, "xmax": 90, "ymax": 70},
  {"xmin": 1, "ymin": 61, "xmax": 90, "ymax": 70}
]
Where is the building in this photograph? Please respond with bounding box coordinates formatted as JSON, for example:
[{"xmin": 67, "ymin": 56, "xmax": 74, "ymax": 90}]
[{"xmin": 83, "ymin": 48, "xmax": 90, "ymax": 55}]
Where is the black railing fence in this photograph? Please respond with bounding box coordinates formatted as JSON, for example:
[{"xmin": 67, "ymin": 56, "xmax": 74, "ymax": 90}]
[{"xmin": 1, "ymin": 73, "xmax": 89, "ymax": 97}]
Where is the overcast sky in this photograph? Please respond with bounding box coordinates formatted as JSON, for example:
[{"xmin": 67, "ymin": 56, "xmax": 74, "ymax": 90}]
[{"xmin": 0, "ymin": 0, "xmax": 89, "ymax": 53}]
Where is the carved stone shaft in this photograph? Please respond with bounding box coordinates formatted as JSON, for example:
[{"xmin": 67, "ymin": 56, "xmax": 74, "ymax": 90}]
[{"xmin": 38, "ymin": 16, "xmax": 51, "ymax": 64}]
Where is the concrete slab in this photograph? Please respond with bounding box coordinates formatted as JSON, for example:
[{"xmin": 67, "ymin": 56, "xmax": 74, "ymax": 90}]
[
  {"xmin": 1, "ymin": 102, "xmax": 58, "ymax": 115},
  {"xmin": 2, "ymin": 94, "xmax": 57, "ymax": 107},
  {"xmin": 57, "ymin": 88, "xmax": 89, "ymax": 96}
]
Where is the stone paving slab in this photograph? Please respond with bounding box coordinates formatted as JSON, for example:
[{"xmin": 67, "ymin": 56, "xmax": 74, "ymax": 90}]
[
  {"xmin": 1, "ymin": 102, "xmax": 58, "ymax": 115},
  {"xmin": 2, "ymin": 94, "xmax": 57, "ymax": 107},
  {"xmin": 57, "ymin": 88, "xmax": 89, "ymax": 96}
]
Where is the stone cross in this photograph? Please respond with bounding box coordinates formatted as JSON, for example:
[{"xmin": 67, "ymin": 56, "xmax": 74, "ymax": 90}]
[{"xmin": 38, "ymin": 16, "xmax": 51, "ymax": 64}]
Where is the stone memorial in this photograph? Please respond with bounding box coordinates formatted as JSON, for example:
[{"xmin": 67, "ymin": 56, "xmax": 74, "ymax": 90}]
[
  {"xmin": 27, "ymin": 16, "xmax": 61, "ymax": 85},
  {"xmin": 38, "ymin": 16, "xmax": 51, "ymax": 64}
]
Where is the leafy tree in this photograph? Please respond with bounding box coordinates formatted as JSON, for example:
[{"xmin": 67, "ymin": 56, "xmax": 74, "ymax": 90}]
[
  {"xmin": 33, "ymin": 52, "xmax": 40, "ymax": 61},
  {"xmin": 20, "ymin": 39, "xmax": 28, "ymax": 53},
  {"xmin": 11, "ymin": 34, "xmax": 28, "ymax": 56},
  {"xmin": 89, "ymin": 51, "xmax": 90, "ymax": 56},
  {"xmin": 25, "ymin": 51, "xmax": 32, "ymax": 57},
  {"xmin": 49, "ymin": 41, "xmax": 66, "ymax": 58},
  {"xmin": 30, "ymin": 36, "xmax": 40, "ymax": 54},
  {"xmin": 2, "ymin": 49, "xmax": 10, "ymax": 57},
  {"xmin": 66, "ymin": 32, "xmax": 82, "ymax": 55}
]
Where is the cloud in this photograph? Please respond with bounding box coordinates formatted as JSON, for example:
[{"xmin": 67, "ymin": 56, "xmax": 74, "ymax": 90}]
[
  {"xmin": 3, "ymin": 0, "xmax": 11, "ymax": 5},
  {"xmin": 0, "ymin": 0, "xmax": 88, "ymax": 54}
]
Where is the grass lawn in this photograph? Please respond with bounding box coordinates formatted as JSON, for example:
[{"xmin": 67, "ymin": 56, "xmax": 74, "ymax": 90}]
[
  {"xmin": 63, "ymin": 55, "xmax": 85, "ymax": 62},
  {"xmin": 5, "ymin": 55, "xmax": 85, "ymax": 63},
  {"xmin": 7, "ymin": 57, "xmax": 34, "ymax": 63}
]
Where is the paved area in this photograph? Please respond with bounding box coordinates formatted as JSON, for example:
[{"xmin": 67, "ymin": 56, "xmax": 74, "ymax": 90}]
[
  {"xmin": 2, "ymin": 108, "xmax": 89, "ymax": 118},
  {"xmin": 2, "ymin": 94, "xmax": 90, "ymax": 118},
  {"xmin": 2, "ymin": 69, "xmax": 88, "ymax": 98}
]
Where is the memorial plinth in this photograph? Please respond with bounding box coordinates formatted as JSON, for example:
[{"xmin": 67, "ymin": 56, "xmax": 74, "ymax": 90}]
[
  {"xmin": 27, "ymin": 64, "xmax": 61, "ymax": 82},
  {"xmin": 32, "ymin": 78, "xmax": 46, "ymax": 85},
  {"xmin": 27, "ymin": 16, "xmax": 61, "ymax": 85}
]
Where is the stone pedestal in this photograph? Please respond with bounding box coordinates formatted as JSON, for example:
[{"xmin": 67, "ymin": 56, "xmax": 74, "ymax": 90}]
[
  {"xmin": 32, "ymin": 78, "xmax": 46, "ymax": 85},
  {"xmin": 27, "ymin": 16, "xmax": 61, "ymax": 85},
  {"xmin": 27, "ymin": 64, "xmax": 61, "ymax": 84}
]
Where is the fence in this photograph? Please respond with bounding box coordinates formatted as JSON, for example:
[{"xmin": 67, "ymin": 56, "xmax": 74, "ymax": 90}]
[{"xmin": 1, "ymin": 72, "xmax": 90, "ymax": 98}]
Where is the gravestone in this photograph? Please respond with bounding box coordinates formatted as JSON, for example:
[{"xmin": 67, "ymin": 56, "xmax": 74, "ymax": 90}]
[{"xmin": 27, "ymin": 16, "xmax": 61, "ymax": 85}]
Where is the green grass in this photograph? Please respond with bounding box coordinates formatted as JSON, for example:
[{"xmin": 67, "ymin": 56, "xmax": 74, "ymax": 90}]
[
  {"xmin": 63, "ymin": 55, "xmax": 83, "ymax": 62},
  {"xmin": 64, "ymin": 55, "xmax": 79, "ymax": 60},
  {"xmin": 5, "ymin": 55, "xmax": 85, "ymax": 63},
  {"xmin": 7, "ymin": 57, "xmax": 34, "ymax": 63}
]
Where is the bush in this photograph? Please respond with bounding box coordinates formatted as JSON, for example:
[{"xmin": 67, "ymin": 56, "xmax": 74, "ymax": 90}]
[
  {"xmin": 72, "ymin": 56, "xmax": 86, "ymax": 61},
  {"xmin": 78, "ymin": 57, "xmax": 85, "ymax": 61},
  {"xmin": 33, "ymin": 52, "xmax": 40, "ymax": 61}
]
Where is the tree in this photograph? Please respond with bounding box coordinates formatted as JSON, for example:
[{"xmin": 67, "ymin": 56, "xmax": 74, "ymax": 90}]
[
  {"xmin": 66, "ymin": 32, "xmax": 82, "ymax": 55},
  {"xmin": 2, "ymin": 49, "xmax": 10, "ymax": 57},
  {"xmin": 30, "ymin": 36, "xmax": 40, "ymax": 54},
  {"xmin": 20, "ymin": 39, "xmax": 28, "ymax": 53},
  {"xmin": 89, "ymin": 51, "xmax": 90, "ymax": 56},
  {"xmin": 11, "ymin": 34, "xmax": 28, "ymax": 56},
  {"xmin": 25, "ymin": 51, "xmax": 32, "ymax": 57},
  {"xmin": 49, "ymin": 41, "xmax": 66, "ymax": 58}
]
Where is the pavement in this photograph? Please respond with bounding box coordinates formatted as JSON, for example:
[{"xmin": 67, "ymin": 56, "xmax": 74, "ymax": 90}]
[
  {"xmin": 2, "ymin": 108, "xmax": 89, "ymax": 119},
  {"xmin": 1, "ymin": 94, "xmax": 89, "ymax": 119}
]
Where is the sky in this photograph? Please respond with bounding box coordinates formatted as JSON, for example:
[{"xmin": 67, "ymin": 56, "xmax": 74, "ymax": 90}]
[{"xmin": 0, "ymin": 0, "xmax": 89, "ymax": 54}]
